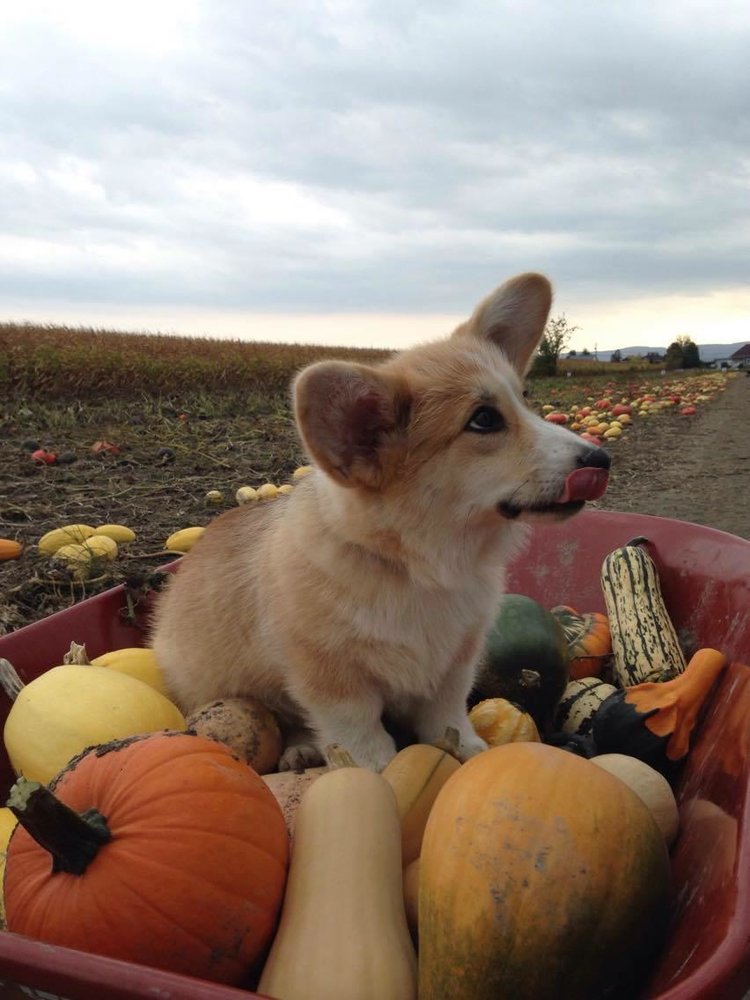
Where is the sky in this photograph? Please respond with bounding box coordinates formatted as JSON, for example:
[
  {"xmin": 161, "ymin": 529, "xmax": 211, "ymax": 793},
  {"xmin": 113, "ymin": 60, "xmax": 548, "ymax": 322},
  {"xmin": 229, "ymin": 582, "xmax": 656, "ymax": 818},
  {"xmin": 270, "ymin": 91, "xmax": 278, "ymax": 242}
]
[{"xmin": 1, "ymin": 0, "xmax": 750, "ymax": 353}]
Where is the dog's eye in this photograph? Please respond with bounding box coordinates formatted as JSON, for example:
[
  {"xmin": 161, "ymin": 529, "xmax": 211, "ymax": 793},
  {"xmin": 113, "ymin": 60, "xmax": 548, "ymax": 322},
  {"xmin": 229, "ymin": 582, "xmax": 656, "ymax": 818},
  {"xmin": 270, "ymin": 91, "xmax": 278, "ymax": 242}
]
[{"xmin": 465, "ymin": 405, "xmax": 505, "ymax": 433}]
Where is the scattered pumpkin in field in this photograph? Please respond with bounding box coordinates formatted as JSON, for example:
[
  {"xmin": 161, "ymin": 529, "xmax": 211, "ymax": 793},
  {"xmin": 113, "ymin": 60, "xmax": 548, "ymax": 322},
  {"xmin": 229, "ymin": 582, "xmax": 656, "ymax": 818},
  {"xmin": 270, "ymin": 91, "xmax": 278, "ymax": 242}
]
[
  {"xmin": 236, "ymin": 485, "xmax": 259, "ymax": 504},
  {"xmin": 257, "ymin": 483, "xmax": 279, "ymax": 500},
  {"xmin": 82, "ymin": 534, "xmax": 118, "ymax": 560},
  {"xmin": 186, "ymin": 697, "xmax": 284, "ymax": 774},
  {"xmin": 292, "ymin": 464, "xmax": 313, "ymax": 480},
  {"xmin": 93, "ymin": 523, "xmax": 136, "ymax": 543},
  {"xmin": 165, "ymin": 526, "xmax": 205, "ymax": 552},
  {"xmin": 0, "ymin": 539, "xmax": 22, "ymax": 562},
  {"xmin": 4, "ymin": 732, "xmax": 289, "ymax": 985},
  {"xmin": 205, "ymin": 489, "xmax": 223, "ymax": 505},
  {"xmin": 37, "ymin": 524, "xmax": 96, "ymax": 556}
]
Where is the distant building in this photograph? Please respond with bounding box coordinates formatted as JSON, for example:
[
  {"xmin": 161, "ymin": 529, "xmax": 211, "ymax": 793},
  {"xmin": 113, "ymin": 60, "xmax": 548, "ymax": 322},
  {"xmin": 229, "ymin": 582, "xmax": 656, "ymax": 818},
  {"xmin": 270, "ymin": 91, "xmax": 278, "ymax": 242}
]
[{"xmin": 708, "ymin": 344, "xmax": 750, "ymax": 369}]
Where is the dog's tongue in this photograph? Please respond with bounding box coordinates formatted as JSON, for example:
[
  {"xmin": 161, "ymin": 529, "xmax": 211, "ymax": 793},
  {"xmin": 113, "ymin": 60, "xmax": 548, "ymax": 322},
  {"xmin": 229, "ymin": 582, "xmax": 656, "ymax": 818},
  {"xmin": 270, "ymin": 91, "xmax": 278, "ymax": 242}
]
[{"xmin": 558, "ymin": 467, "xmax": 609, "ymax": 504}]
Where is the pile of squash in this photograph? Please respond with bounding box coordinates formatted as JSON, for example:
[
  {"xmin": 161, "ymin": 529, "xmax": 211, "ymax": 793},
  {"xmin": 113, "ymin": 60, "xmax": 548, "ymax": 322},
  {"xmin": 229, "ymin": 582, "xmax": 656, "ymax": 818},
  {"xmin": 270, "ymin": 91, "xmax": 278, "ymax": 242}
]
[{"xmin": 0, "ymin": 536, "xmax": 730, "ymax": 999}]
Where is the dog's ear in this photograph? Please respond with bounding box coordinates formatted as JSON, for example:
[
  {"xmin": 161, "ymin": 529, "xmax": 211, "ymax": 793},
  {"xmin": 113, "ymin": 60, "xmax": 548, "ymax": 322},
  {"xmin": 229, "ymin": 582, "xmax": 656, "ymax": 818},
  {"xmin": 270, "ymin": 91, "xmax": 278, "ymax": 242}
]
[
  {"xmin": 456, "ymin": 272, "xmax": 553, "ymax": 375},
  {"xmin": 293, "ymin": 361, "xmax": 409, "ymax": 488}
]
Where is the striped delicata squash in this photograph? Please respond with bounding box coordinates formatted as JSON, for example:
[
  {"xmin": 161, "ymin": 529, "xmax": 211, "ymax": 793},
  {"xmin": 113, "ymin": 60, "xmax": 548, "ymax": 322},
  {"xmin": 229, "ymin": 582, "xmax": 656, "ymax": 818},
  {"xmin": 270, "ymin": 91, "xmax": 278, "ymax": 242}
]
[{"xmin": 600, "ymin": 537, "xmax": 686, "ymax": 687}]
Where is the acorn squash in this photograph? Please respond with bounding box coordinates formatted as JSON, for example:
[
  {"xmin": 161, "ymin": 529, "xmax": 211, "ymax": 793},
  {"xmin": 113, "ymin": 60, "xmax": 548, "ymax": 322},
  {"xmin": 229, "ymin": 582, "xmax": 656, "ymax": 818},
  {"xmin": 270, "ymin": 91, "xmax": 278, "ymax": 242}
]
[{"xmin": 470, "ymin": 594, "xmax": 569, "ymax": 734}]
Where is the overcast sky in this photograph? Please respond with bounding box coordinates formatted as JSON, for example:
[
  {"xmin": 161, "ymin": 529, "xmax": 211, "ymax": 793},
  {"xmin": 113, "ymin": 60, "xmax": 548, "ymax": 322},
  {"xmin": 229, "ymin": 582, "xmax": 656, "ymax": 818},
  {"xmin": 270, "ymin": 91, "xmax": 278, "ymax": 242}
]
[{"xmin": 2, "ymin": 0, "xmax": 749, "ymax": 352}]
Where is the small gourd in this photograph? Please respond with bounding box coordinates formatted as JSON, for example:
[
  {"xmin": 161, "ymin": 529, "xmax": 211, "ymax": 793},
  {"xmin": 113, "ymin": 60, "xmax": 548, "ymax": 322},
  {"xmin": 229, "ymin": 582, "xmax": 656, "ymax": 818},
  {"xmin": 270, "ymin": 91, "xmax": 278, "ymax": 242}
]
[
  {"xmin": 554, "ymin": 677, "xmax": 618, "ymax": 737},
  {"xmin": 262, "ymin": 766, "xmax": 329, "ymax": 837},
  {"xmin": 550, "ymin": 606, "xmax": 612, "ymax": 679},
  {"xmin": 468, "ymin": 698, "xmax": 540, "ymax": 746},
  {"xmin": 185, "ymin": 697, "xmax": 284, "ymax": 775},
  {"xmin": 592, "ymin": 648, "xmax": 727, "ymax": 775}
]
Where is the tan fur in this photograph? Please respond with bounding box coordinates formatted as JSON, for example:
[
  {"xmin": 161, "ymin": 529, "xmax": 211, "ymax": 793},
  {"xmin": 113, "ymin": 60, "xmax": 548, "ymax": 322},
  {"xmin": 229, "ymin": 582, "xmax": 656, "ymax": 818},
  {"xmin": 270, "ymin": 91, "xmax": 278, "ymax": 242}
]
[{"xmin": 151, "ymin": 273, "xmax": 607, "ymax": 771}]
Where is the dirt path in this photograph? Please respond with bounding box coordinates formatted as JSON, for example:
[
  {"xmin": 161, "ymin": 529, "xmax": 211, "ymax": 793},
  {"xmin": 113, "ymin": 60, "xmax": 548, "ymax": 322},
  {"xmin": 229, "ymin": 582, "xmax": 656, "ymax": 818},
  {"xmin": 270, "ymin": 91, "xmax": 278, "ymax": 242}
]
[{"xmin": 595, "ymin": 374, "xmax": 750, "ymax": 539}]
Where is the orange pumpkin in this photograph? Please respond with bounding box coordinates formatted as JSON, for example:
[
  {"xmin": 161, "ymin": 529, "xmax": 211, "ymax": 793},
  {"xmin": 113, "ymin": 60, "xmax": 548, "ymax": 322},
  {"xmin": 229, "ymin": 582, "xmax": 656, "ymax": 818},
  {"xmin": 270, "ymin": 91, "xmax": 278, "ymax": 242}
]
[
  {"xmin": 0, "ymin": 539, "xmax": 22, "ymax": 562},
  {"xmin": 419, "ymin": 743, "xmax": 670, "ymax": 1000},
  {"xmin": 5, "ymin": 731, "xmax": 288, "ymax": 985},
  {"xmin": 550, "ymin": 605, "xmax": 612, "ymax": 679}
]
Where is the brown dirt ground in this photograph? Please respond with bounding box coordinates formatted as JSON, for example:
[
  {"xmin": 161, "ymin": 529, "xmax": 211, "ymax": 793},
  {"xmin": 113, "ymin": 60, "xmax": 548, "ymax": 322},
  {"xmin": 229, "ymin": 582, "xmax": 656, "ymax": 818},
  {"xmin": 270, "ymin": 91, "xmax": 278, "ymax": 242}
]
[
  {"xmin": 593, "ymin": 373, "xmax": 750, "ymax": 539},
  {"xmin": 1, "ymin": 374, "xmax": 748, "ymax": 634}
]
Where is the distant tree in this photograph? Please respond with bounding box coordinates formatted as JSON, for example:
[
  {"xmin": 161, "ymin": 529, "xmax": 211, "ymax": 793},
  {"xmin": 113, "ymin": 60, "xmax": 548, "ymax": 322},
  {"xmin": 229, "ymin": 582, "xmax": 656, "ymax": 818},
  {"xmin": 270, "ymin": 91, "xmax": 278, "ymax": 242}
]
[
  {"xmin": 665, "ymin": 341, "xmax": 684, "ymax": 369},
  {"xmin": 581, "ymin": 348, "xmax": 591, "ymax": 357},
  {"xmin": 531, "ymin": 314, "xmax": 579, "ymax": 376},
  {"xmin": 610, "ymin": 349, "xmax": 622, "ymax": 363},
  {"xmin": 567, "ymin": 349, "xmax": 577, "ymax": 358},
  {"xmin": 678, "ymin": 335, "xmax": 701, "ymax": 369},
  {"xmin": 645, "ymin": 352, "xmax": 663, "ymax": 364}
]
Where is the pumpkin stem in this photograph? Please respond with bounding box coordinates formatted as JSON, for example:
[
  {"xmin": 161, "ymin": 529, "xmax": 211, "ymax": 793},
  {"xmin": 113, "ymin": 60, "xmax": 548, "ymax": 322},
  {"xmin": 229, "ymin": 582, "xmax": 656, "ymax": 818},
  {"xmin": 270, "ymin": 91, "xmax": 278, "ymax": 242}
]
[
  {"xmin": 63, "ymin": 641, "xmax": 91, "ymax": 665},
  {"xmin": 0, "ymin": 658, "xmax": 25, "ymax": 701},
  {"xmin": 7, "ymin": 777, "xmax": 111, "ymax": 876},
  {"xmin": 324, "ymin": 744, "xmax": 359, "ymax": 769}
]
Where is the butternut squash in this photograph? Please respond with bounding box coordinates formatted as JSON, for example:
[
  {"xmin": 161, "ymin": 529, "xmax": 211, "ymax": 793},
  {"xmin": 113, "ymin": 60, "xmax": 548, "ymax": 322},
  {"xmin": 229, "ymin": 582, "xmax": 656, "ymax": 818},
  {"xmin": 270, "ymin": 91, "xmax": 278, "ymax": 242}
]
[
  {"xmin": 381, "ymin": 732, "xmax": 461, "ymax": 867},
  {"xmin": 258, "ymin": 751, "xmax": 417, "ymax": 1000}
]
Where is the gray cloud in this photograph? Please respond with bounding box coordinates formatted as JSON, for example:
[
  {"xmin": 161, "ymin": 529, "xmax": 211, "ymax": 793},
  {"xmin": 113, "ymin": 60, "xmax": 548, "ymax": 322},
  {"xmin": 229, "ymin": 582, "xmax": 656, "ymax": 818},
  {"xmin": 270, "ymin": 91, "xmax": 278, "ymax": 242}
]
[{"xmin": 1, "ymin": 0, "xmax": 749, "ymax": 319}]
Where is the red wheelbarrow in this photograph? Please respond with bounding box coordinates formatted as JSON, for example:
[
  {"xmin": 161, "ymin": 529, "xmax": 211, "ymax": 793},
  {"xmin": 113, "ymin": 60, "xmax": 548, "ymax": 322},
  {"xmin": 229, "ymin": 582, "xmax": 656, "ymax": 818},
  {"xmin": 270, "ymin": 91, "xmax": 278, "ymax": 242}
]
[{"xmin": 0, "ymin": 509, "xmax": 749, "ymax": 999}]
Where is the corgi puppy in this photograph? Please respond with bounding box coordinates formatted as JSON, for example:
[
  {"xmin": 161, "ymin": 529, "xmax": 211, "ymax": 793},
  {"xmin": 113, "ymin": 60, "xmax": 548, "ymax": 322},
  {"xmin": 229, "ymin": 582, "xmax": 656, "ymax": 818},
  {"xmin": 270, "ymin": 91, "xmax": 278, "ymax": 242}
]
[{"xmin": 150, "ymin": 273, "xmax": 609, "ymax": 771}]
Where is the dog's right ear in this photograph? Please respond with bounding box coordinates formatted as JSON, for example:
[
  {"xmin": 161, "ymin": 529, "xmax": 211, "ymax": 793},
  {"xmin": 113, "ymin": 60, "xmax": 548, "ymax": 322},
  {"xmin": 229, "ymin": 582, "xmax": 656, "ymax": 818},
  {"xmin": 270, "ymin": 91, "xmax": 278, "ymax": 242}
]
[
  {"xmin": 293, "ymin": 361, "xmax": 409, "ymax": 489},
  {"xmin": 456, "ymin": 272, "xmax": 553, "ymax": 375}
]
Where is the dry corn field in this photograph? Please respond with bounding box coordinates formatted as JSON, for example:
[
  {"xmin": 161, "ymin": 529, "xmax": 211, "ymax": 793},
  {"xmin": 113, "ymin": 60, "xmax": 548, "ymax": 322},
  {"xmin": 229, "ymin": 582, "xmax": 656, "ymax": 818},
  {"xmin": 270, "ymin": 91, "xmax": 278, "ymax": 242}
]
[{"xmin": 1, "ymin": 321, "xmax": 748, "ymax": 634}]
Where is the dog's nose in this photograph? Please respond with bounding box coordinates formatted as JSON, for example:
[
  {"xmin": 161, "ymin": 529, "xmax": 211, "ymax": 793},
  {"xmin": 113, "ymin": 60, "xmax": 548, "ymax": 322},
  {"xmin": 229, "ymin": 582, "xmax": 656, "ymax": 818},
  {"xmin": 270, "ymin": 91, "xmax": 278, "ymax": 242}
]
[{"xmin": 578, "ymin": 446, "xmax": 611, "ymax": 470}]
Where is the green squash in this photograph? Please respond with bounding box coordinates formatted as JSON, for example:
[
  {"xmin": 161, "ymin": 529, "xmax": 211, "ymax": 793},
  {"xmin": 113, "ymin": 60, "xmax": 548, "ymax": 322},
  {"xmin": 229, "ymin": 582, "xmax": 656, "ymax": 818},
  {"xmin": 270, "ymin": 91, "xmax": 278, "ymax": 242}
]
[{"xmin": 470, "ymin": 594, "xmax": 570, "ymax": 734}]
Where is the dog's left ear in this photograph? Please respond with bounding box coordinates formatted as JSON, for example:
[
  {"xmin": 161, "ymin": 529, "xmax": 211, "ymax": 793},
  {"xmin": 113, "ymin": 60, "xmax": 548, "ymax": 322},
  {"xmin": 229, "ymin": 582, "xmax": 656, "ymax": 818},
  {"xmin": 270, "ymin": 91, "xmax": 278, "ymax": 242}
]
[
  {"xmin": 293, "ymin": 361, "xmax": 409, "ymax": 488},
  {"xmin": 456, "ymin": 272, "xmax": 553, "ymax": 375}
]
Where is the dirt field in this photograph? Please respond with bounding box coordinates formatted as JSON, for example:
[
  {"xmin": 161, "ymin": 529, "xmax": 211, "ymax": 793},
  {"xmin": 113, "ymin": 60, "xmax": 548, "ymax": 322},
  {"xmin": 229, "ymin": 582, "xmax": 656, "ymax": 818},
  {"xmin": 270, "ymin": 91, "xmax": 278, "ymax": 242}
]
[
  {"xmin": 1, "ymin": 373, "xmax": 748, "ymax": 634},
  {"xmin": 593, "ymin": 372, "xmax": 750, "ymax": 539}
]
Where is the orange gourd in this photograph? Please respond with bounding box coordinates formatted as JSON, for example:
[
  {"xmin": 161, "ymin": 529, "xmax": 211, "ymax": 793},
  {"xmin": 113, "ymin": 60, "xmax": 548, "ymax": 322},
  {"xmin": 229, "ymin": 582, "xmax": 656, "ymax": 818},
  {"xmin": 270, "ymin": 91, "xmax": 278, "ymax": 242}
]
[
  {"xmin": 593, "ymin": 647, "xmax": 727, "ymax": 773},
  {"xmin": 4, "ymin": 731, "xmax": 288, "ymax": 985},
  {"xmin": 0, "ymin": 539, "xmax": 22, "ymax": 562},
  {"xmin": 550, "ymin": 605, "xmax": 612, "ymax": 679},
  {"xmin": 419, "ymin": 743, "xmax": 670, "ymax": 1000},
  {"xmin": 468, "ymin": 698, "xmax": 540, "ymax": 746}
]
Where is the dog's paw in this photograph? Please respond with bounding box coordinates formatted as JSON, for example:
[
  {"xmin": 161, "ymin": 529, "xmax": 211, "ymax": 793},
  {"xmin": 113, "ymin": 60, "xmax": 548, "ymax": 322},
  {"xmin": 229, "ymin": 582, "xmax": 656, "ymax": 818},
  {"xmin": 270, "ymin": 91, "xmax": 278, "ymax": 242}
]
[
  {"xmin": 278, "ymin": 742, "xmax": 325, "ymax": 773},
  {"xmin": 457, "ymin": 732, "xmax": 489, "ymax": 762}
]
